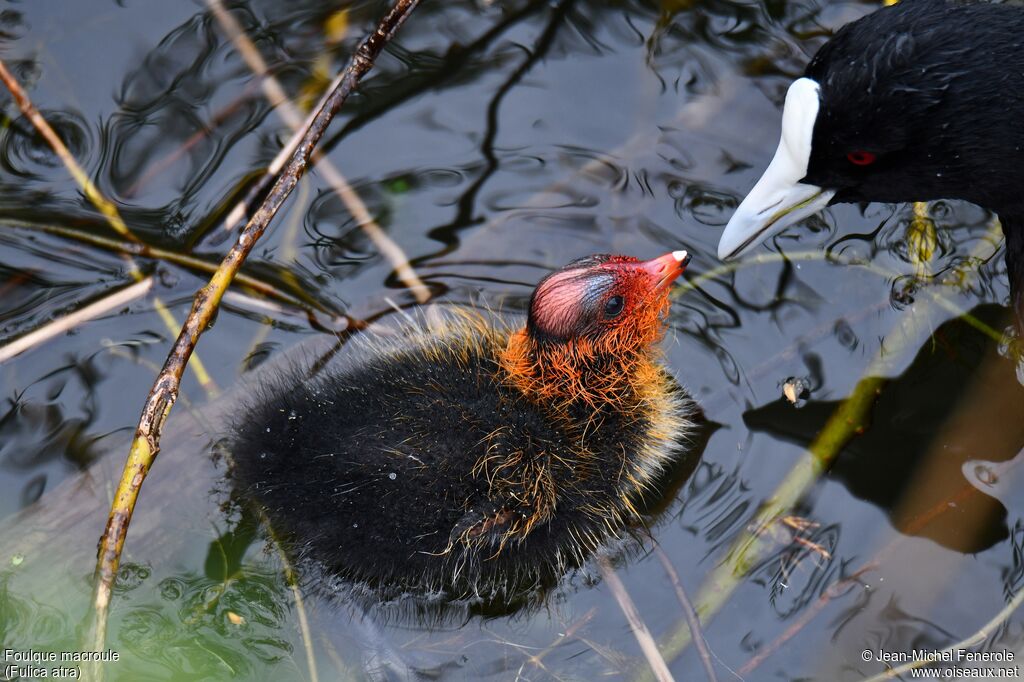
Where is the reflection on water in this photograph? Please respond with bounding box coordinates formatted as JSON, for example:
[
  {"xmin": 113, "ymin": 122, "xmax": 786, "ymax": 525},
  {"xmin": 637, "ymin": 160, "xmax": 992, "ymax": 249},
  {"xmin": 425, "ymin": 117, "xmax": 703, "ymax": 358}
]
[
  {"xmin": 744, "ymin": 305, "xmax": 1020, "ymax": 554},
  {"xmin": 1, "ymin": 0, "xmax": 1024, "ymax": 679}
]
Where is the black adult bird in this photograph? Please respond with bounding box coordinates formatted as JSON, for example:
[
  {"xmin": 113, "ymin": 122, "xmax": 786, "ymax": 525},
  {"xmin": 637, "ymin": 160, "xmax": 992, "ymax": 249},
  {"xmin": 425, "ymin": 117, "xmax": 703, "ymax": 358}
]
[{"xmin": 718, "ymin": 0, "xmax": 1024, "ymax": 320}]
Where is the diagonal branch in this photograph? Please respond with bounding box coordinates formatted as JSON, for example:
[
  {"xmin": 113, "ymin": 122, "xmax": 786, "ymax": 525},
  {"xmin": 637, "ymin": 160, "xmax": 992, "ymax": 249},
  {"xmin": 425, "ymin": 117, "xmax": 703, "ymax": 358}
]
[
  {"xmin": 0, "ymin": 60, "xmax": 136, "ymax": 243},
  {"xmin": 7, "ymin": 219, "xmax": 342, "ymax": 319},
  {"xmin": 208, "ymin": 0, "xmax": 430, "ymax": 303},
  {"xmin": 0, "ymin": 59, "xmax": 216, "ymax": 395},
  {"xmin": 655, "ymin": 548, "xmax": 718, "ymax": 682},
  {"xmin": 0, "ymin": 278, "xmax": 154, "ymax": 364},
  {"xmin": 86, "ymin": 0, "xmax": 422, "ymax": 672},
  {"xmin": 600, "ymin": 558, "xmax": 676, "ymax": 682}
]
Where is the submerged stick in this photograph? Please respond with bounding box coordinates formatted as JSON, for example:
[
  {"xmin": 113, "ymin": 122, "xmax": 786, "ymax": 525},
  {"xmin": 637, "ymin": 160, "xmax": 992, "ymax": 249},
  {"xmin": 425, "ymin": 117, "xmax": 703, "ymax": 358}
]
[
  {"xmin": 208, "ymin": 0, "xmax": 430, "ymax": 303},
  {"xmin": 0, "ymin": 278, "xmax": 154, "ymax": 364},
  {"xmin": 8, "ymin": 219, "xmax": 338, "ymax": 318},
  {"xmin": 600, "ymin": 558, "xmax": 675, "ymax": 682},
  {"xmin": 0, "ymin": 58, "xmax": 215, "ymax": 394},
  {"xmin": 0, "ymin": 60, "xmax": 135, "ymax": 243},
  {"xmin": 655, "ymin": 549, "xmax": 718, "ymax": 682},
  {"xmin": 516, "ymin": 607, "xmax": 597, "ymax": 678},
  {"xmin": 87, "ymin": 0, "xmax": 422, "ymax": 671},
  {"xmin": 737, "ymin": 565, "xmax": 876, "ymax": 676},
  {"xmin": 861, "ymin": 581, "xmax": 1024, "ymax": 682}
]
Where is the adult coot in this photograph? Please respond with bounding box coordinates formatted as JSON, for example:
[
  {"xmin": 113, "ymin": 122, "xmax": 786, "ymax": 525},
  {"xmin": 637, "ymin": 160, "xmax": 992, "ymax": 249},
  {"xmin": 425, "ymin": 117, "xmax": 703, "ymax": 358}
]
[
  {"xmin": 718, "ymin": 0, "xmax": 1024, "ymax": 319},
  {"xmin": 229, "ymin": 251, "xmax": 698, "ymax": 602}
]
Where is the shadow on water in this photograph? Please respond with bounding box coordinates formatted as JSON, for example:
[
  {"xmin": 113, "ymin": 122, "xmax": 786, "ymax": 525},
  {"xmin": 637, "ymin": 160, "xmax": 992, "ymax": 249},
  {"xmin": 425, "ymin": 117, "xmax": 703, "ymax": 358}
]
[
  {"xmin": 2, "ymin": 0, "xmax": 1024, "ymax": 679},
  {"xmin": 744, "ymin": 304, "xmax": 1023, "ymax": 555}
]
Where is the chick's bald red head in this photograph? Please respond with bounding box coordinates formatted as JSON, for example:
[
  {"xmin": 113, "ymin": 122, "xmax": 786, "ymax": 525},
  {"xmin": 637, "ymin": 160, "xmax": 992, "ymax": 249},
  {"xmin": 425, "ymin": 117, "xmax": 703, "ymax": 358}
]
[{"xmin": 526, "ymin": 251, "xmax": 690, "ymax": 350}]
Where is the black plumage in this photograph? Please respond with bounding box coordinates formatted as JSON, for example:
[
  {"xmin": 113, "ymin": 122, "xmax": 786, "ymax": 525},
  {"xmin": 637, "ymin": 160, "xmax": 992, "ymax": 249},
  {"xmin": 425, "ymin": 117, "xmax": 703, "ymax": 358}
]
[
  {"xmin": 721, "ymin": 0, "xmax": 1024, "ymax": 324},
  {"xmin": 806, "ymin": 0, "xmax": 1024, "ymax": 220}
]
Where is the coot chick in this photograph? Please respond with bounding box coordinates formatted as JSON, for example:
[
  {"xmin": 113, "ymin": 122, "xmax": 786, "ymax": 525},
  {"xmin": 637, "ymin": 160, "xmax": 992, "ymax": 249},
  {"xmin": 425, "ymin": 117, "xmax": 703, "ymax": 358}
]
[
  {"xmin": 718, "ymin": 0, "xmax": 1024, "ymax": 319},
  {"xmin": 230, "ymin": 251, "xmax": 697, "ymax": 602}
]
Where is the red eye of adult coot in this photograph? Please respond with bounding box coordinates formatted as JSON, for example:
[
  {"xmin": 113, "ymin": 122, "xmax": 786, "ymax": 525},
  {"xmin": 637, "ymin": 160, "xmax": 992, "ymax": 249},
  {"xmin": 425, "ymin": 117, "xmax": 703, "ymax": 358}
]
[{"xmin": 847, "ymin": 150, "xmax": 877, "ymax": 166}]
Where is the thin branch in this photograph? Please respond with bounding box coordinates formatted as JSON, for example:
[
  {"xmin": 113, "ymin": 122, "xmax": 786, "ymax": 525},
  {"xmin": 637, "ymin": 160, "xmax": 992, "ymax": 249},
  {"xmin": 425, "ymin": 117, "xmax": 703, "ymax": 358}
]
[
  {"xmin": 86, "ymin": 0, "xmax": 422, "ymax": 670},
  {"xmin": 0, "ymin": 58, "xmax": 216, "ymax": 395},
  {"xmin": 324, "ymin": 0, "xmax": 549, "ymax": 147},
  {"xmin": 287, "ymin": 567, "xmax": 319, "ymax": 682},
  {"xmin": 515, "ymin": 607, "xmax": 597, "ymax": 680},
  {"xmin": 256, "ymin": 502, "xmax": 322, "ymax": 682},
  {"xmin": 655, "ymin": 549, "xmax": 718, "ymax": 682},
  {"xmin": 208, "ymin": 0, "xmax": 430, "ymax": 303},
  {"xmin": 123, "ymin": 82, "xmax": 260, "ymax": 198},
  {"xmin": 0, "ymin": 278, "xmax": 153, "ymax": 364},
  {"xmin": 0, "ymin": 60, "xmax": 136, "ymax": 243},
  {"xmin": 599, "ymin": 558, "xmax": 675, "ymax": 682},
  {"xmin": 737, "ymin": 565, "xmax": 875, "ymax": 677},
  {"xmin": 7, "ymin": 219, "xmax": 342, "ymax": 320},
  {"xmin": 221, "ymin": 289, "xmax": 352, "ymax": 333}
]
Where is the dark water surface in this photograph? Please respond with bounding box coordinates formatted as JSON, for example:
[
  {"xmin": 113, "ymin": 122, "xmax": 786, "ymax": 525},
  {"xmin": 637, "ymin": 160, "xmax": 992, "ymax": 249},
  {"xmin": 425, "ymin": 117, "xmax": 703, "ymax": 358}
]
[{"xmin": 2, "ymin": 0, "xmax": 1024, "ymax": 680}]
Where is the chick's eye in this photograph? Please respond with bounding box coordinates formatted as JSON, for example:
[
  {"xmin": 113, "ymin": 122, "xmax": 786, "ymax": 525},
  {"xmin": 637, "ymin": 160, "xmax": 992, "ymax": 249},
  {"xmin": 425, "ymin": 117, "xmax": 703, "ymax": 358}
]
[
  {"xmin": 847, "ymin": 150, "xmax": 877, "ymax": 166},
  {"xmin": 603, "ymin": 295, "xmax": 625, "ymax": 319}
]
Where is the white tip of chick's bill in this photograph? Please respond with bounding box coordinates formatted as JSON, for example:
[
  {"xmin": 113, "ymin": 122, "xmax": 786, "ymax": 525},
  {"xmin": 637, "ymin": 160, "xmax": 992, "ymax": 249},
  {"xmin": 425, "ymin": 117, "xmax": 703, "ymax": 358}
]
[
  {"xmin": 717, "ymin": 77, "xmax": 830, "ymax": 260},
  {"xmin": 672, "ymin": 250, "xmax": 691, "ymax": 266}
]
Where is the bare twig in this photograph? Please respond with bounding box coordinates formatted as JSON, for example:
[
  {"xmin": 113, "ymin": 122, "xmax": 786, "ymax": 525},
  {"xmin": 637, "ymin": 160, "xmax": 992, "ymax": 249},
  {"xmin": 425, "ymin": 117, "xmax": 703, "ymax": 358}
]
[
  {"xmin": 0, "ymin": 60, "xmax": 135, "ymax": 243},
  {"xmin": 7, "ymin": 219, "xmax": 340, "ymax": 319},
  {"xmin": 599, "ymin": 558, "xmax": 675, "ymax": 682},
  {"xmin": 655, "ymin": 549, "xmax": 718, "ymax": 682},
  {"xmin": 737, "ymin": 565, "xmax": 876, "ymax": 676},
  {"xmin": 0, "ymin": 278, "xmax": 153, "ymax": 363},
  {"xmin": 287, "ymin": 569, "xmax": 319, "ymax": 682},
  {"xmin": 208, "ymin": 0, "xmax": 430, "ymax": 303},
  {"xmin": 0, "ymin": 58, "xmax": 216, "ymax": 395},
  {"xmin": 124, "ymin": 82, "xmax": 259, "ymax": 197},
  {"xmin": 221, "ymin": 290, "xmax": 352, "ymax": 333},
  {"xmin": 515, "ymin": 607, "xmax": 597, "ymax": 681},
  {"xmin": 260, "ymin": 504, "xmax": 321, "ymax": 682},
  {"xmin": 87, "ymin": 0, "xmax": 422, "ymax": 670}
]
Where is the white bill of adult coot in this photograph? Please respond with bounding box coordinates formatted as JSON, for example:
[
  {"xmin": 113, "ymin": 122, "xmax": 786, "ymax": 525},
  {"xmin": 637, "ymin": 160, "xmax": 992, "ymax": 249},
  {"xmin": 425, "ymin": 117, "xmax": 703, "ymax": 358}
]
[{"xmin": 718, "ymin": 0, "xmax": 1024, "ymax": 319}]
